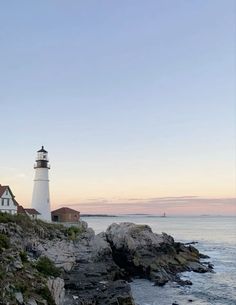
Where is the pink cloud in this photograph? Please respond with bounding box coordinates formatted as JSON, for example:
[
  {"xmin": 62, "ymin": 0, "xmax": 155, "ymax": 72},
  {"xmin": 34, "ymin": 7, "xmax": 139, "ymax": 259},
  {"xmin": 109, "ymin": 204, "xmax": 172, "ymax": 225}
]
[{"xmin": 55, "ymin": 196, "xmax": 236, "ymax": 216}]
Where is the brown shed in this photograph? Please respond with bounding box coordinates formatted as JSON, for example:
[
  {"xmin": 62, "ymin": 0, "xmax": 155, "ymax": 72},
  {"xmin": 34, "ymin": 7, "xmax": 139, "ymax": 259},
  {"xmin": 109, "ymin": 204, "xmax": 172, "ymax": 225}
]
[{"xmin": 51, "ymin": 207, "xmax": 80, "ymax": 223}]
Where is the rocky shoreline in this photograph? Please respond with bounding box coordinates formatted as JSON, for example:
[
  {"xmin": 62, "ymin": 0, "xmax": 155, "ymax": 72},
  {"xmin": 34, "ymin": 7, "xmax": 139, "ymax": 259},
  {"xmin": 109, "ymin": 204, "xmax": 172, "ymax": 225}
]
[{"xmin": 0, "ymin": 214, "xmax": 213, "ymax": 305}]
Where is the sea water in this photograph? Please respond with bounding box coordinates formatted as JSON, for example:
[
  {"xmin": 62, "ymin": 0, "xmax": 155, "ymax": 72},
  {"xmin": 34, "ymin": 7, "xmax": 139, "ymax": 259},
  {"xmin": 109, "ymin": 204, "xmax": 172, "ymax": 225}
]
[{"xmin": 81, "ymin": 215, "xmax": 236, "ymax": 305}]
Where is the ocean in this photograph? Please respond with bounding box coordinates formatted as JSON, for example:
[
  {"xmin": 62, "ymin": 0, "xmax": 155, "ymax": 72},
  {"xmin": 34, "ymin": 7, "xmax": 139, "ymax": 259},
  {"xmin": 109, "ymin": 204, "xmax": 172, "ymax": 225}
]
[{"xmin": 81, "ymin": 215, "xmax": 236, "ymax": 305}]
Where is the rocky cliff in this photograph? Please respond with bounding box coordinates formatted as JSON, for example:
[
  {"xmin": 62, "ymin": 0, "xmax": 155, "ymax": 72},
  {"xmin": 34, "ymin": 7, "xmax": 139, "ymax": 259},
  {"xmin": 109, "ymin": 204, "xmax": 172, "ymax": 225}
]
[{"xmin": 0, "ymin": 214, "xmax": 212, "ymax": 305}]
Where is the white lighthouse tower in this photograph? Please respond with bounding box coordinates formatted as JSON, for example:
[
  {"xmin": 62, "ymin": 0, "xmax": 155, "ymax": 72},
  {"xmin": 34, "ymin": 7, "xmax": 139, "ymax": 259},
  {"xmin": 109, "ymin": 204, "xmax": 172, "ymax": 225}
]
[{"xmin": 31, "ymin": 146, "xmax": 51, "ymax": 221}]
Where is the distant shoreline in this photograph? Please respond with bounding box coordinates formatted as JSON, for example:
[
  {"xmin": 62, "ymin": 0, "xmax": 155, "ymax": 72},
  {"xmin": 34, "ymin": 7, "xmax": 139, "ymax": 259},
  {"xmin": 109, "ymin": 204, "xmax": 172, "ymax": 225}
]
[
  {"xmin": 80, "ymin": 214, "xmax": 235, "ymax": 217},
  {"xmin": 80, "ymin": 214, "xmax": 118, "ymax": 217}
]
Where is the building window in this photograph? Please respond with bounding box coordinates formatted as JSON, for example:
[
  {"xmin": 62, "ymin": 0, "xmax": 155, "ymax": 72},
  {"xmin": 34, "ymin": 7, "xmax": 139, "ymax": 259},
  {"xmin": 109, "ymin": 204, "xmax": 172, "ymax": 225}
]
[
  {"xmin": 1, "ymin": 199, "xmax": 4, "ymax": 206},
  {"xmin": 6, "ymin": 189, "xmax": 8, "ymax": 195},
  {"xmin": 7, "ymin": 199, "xmax": 10, "ymax": 206}
]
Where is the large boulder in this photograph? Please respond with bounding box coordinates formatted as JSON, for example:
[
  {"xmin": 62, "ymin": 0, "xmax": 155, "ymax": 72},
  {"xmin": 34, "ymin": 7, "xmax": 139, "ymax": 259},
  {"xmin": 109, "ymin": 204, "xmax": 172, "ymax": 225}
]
[
  {"xmin": 64, "ymin": 232, "xmax": 134, "ymax": 305},
  {"xmin": 47, "ymin": 277, "xmax": 65, "ymax": 305},
  {"xmin": 106, "ymin": 222, "xmax": 211, "ymax": 285}
]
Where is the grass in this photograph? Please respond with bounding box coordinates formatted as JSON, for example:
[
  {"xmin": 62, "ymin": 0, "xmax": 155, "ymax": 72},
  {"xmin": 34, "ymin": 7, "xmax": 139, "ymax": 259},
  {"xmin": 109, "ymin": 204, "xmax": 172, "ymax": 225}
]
[
  {"xmin": 19, "ymin": 251, "xmax": 28, "ymax": 263},
  {"xmin": 36, "ymin": 256, "xmax": 61, "ymax": 277},
  {"xmin": 0, "ymin": 212, "xmax": 66, "ymax": 304},
  {"xmin": 66, "ymin": 225, "xmax": 83, "ymax": 240},
  {"xmin": 0, "ymin": 233, "xmax": 10, "ymax": 251},
  {"xmin": 36, "ymin": 287, "xmax": 56, "ymax": 305}
]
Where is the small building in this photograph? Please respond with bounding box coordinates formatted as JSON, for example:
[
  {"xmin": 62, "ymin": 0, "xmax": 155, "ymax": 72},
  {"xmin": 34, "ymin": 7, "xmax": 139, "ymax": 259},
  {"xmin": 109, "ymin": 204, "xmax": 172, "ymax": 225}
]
[
  {"xmin": 51, "ymin": 207, "xmax": 80, "ymax": 223},
  {"xmin": 0, "ymin": 184, "xmax": 18, "ymax": 215},
  {"xmin": 17, "ymin": 205, "xmax": 41, "ymax": 220},
  {"xmin": 25, "ymin": 208, "xmax": 41, "ymax": 220}
]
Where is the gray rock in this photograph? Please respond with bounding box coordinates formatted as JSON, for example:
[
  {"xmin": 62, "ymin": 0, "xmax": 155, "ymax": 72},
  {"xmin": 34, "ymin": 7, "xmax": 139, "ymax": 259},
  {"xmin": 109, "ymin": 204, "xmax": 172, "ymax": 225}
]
[
  {"xmin": 47, "ymin": 277, "xmax": 65, "ymax": 305},
  {"xmin": 10, "ymin": 258, "xmax": 23, "ymax": 271},
  {"xmin": 64, "ymin": 233, "xmax": 134, "ymax": 305},
  {"xmin": 36, "ymin": 239, "xmax": 77, "ymax": 271},
  {"xmin": 15, "ymin": 292, "xmax": 24, "ymax": 304},
  {"xmin": 105, "ymin": 222, "xmax": 212, "ymax": 285},
  {"xmin": 26, "ymin": 299, "xmax": 38, "ymax": 305}
]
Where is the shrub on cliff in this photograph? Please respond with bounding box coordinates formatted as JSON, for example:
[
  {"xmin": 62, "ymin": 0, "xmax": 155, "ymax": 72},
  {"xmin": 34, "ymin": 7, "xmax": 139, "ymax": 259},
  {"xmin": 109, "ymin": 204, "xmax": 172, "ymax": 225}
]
[
  {"xmin": 19, "ymin": 251, "xmax": 28, "ymax": 263},
  {"xmin": 36, "ymin": 286, "xmax": 56, "ymax": 305},
  {"xmin": 36, "ymin": 256, "xmax": 61, "ymax": 277},
  {"xmin": 0, "ymin": 233, "xmax": 10, "ymax": 251},
  {"xmin": 0, "ymin": 212, "xmax": 14, "ymax": 223},
  {"xmin": 66, "ymin": 226, "xmax": 83, "ymax": 240}
]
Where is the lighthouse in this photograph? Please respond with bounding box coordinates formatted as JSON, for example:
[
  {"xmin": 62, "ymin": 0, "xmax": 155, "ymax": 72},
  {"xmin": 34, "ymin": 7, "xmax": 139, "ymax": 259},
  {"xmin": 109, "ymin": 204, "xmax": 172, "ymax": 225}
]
[{"xmin": 31, "ymin": 146, "xmax": 51, "ymax": 221}]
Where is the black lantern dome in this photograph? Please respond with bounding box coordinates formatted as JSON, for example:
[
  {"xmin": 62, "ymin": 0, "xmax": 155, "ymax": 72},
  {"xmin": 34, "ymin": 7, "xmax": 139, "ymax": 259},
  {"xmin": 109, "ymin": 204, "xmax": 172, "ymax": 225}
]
[{"xmin": 34, "ymin": 146, "xmax": 50, "ymax": 169}]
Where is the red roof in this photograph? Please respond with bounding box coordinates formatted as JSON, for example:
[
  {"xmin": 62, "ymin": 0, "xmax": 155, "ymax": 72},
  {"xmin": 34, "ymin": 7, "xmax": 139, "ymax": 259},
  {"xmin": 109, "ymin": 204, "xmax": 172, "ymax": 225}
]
[
  {"xmin": 51, "ymin": 207, "xmax": 80, "ymax": 214},
  {"xmin": 17, "ymin": 205, "xmax": 26, "ymax": 214},
  {"xmin": 0, "ymin": 184, "xmax": 16, "ymax": 201},
  {"xmin": 24, "ymin": 208, "xmax": 41, "ymax": 215},
  {"xmin": 0, "ymin": 185, "xmax": 8, "ymax": 197}
]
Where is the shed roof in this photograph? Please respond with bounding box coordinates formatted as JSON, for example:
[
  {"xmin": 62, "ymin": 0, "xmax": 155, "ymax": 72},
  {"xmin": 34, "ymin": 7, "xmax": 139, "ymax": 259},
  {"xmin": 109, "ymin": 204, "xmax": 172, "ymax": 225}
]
[
  {"xmin": 17, "ymin": 205, "xmax": 27, "ymax": 214},
  {"xmin": 24, "ymin": 208, "xmax": 41, "ymax": 215},
  {"xmin": 51, "ymin": 207, "xmax": 80, "ymax": 214}
]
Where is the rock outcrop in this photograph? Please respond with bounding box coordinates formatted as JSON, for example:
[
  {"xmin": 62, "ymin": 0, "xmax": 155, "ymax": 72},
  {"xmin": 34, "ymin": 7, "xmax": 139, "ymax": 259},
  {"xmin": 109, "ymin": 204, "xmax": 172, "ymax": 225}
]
[
  {"xmin": 63, "ymin": 233, "xmax": 134, "ymax": 305},
  {"xmin": 0, "ymin": 214, "xmax": 212, "ymax": 305},
  {"xmin": 106, "ymin": 222, "xmax": 212, "ymax": 285},
  {"xmin": 47, "ymin": 277, "xmax": 65, "ymax": 305}
]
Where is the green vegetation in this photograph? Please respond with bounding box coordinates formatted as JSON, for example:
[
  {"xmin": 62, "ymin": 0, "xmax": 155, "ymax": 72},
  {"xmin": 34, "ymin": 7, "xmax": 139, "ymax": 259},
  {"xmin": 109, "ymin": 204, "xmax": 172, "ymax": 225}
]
[
  {"xmin": 19, "ymin": 251, "xmax": 28, "ymax": 263},
  {"xmin": 0, "ymin": 212, "xmax": 68, "ymax": 304},
  {"xmin": 36, "ymin": 287, "xmax": 56, "ymax": 305},
  {"xmin": 0, "ymin": 233, "xmax": 10, "ymax": 250},
  {"xmin": 0, "ymin": 212, "xmax": 66, "ymax": 240},
  {"xmin": 36, "ymin": 219, "xmax": 64, "ymax": 231},
  {"xmin": 0, "ymin": 212, "xmax": 14, "ymax": 223},
  {"xmin": 0, "ymin": 267, "xmax": 5, "ymax": 280},
  {"xmin": 66, "ymin": 225, "xmax": 83, "ymax": 240},
  {"xmin": 36, "ymin": 256, "xmax": 61, "ymax": 277},
  {"xmin": 14, "ymin": 280, "xmax": 29, "ymax": 294},
  {"xmin": 0, "ymin": 212, "xmax": 34, "ymax": 228}
]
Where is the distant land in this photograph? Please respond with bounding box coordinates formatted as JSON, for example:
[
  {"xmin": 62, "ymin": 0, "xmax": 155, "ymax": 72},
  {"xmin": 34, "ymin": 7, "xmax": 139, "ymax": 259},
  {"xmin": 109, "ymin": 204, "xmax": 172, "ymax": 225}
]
[
  {"xmin": 79, "ymin": 214, "xmax": 233, "ymax": 218},
  {"xmin": 80, "ymin": 213, "xmax": 162, "ymax": 217},
  {"xmin": 80, "ymin": 214, "xmax": 117, "ymax": 217}
]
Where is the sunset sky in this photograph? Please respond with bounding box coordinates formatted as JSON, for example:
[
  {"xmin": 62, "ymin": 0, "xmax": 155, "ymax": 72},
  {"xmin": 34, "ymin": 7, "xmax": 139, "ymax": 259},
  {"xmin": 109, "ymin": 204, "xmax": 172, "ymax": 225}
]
[{"xmin": 0, "ymin": 1, "xmax": 235, "ymax": 215}]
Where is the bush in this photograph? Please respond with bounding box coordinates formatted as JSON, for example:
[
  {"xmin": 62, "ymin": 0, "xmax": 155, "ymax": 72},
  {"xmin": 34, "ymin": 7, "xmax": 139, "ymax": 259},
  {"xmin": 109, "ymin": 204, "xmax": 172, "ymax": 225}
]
[
  {"xmin": 66, "ymin": 226, "xmax": 82, "ymax": 240},
  {"xmin": 36, "ymin": 256, "xmax": 61, "ymax": 277},
  {"xmin": 0, "ymin": 212, "xmax": 34, "ymax": 230},
  {"xmin": 0, "ymin": 212, "xmax": 14, "ymax": 223},
  {"xmin": 36, "ymin": 287, "xmax": 56, "ymax": 305},
  {"xmin": 19, "ymin": 251, "xmax": 28, "ymax": 263},
  {"xmin": 14, "ymin": 281, "xmax": 28, "ymax": 293},
  {"xmin": 0, "ymin": 233, "xmax": 10, "ymax": 250}
]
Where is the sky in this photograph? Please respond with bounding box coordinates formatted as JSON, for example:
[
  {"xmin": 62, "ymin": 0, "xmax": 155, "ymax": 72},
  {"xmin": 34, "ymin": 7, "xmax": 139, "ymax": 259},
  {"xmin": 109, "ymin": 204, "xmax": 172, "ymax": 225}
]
[{"xmin": 0, "ymin": 1, "xmax": 235, "ymax": 215}]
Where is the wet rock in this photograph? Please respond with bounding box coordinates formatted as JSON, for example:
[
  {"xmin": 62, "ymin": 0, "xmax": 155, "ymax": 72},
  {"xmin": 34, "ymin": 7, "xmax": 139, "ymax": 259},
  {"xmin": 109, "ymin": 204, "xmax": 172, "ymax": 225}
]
[
  {"xmin": 187, "ymin": 261, "xmax": 209, "ymax": 273},
  {"xmin": 208, "ymin": 262, "xmax": 214, "ymax": 269},
  {"xmin": 178, "ymin": 279, "xmax": 192, "ymax": 286},
  {"xmin": 199, "ymin": 253, "xmax": 210, "ymax": 259}
]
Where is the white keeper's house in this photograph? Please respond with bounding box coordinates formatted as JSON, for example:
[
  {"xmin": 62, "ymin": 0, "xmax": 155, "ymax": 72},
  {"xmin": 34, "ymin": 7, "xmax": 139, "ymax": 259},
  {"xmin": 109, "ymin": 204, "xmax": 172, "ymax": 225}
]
[{"xmin": 0, "ymin": 184, "xmax": 18, "ymax": 214}]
